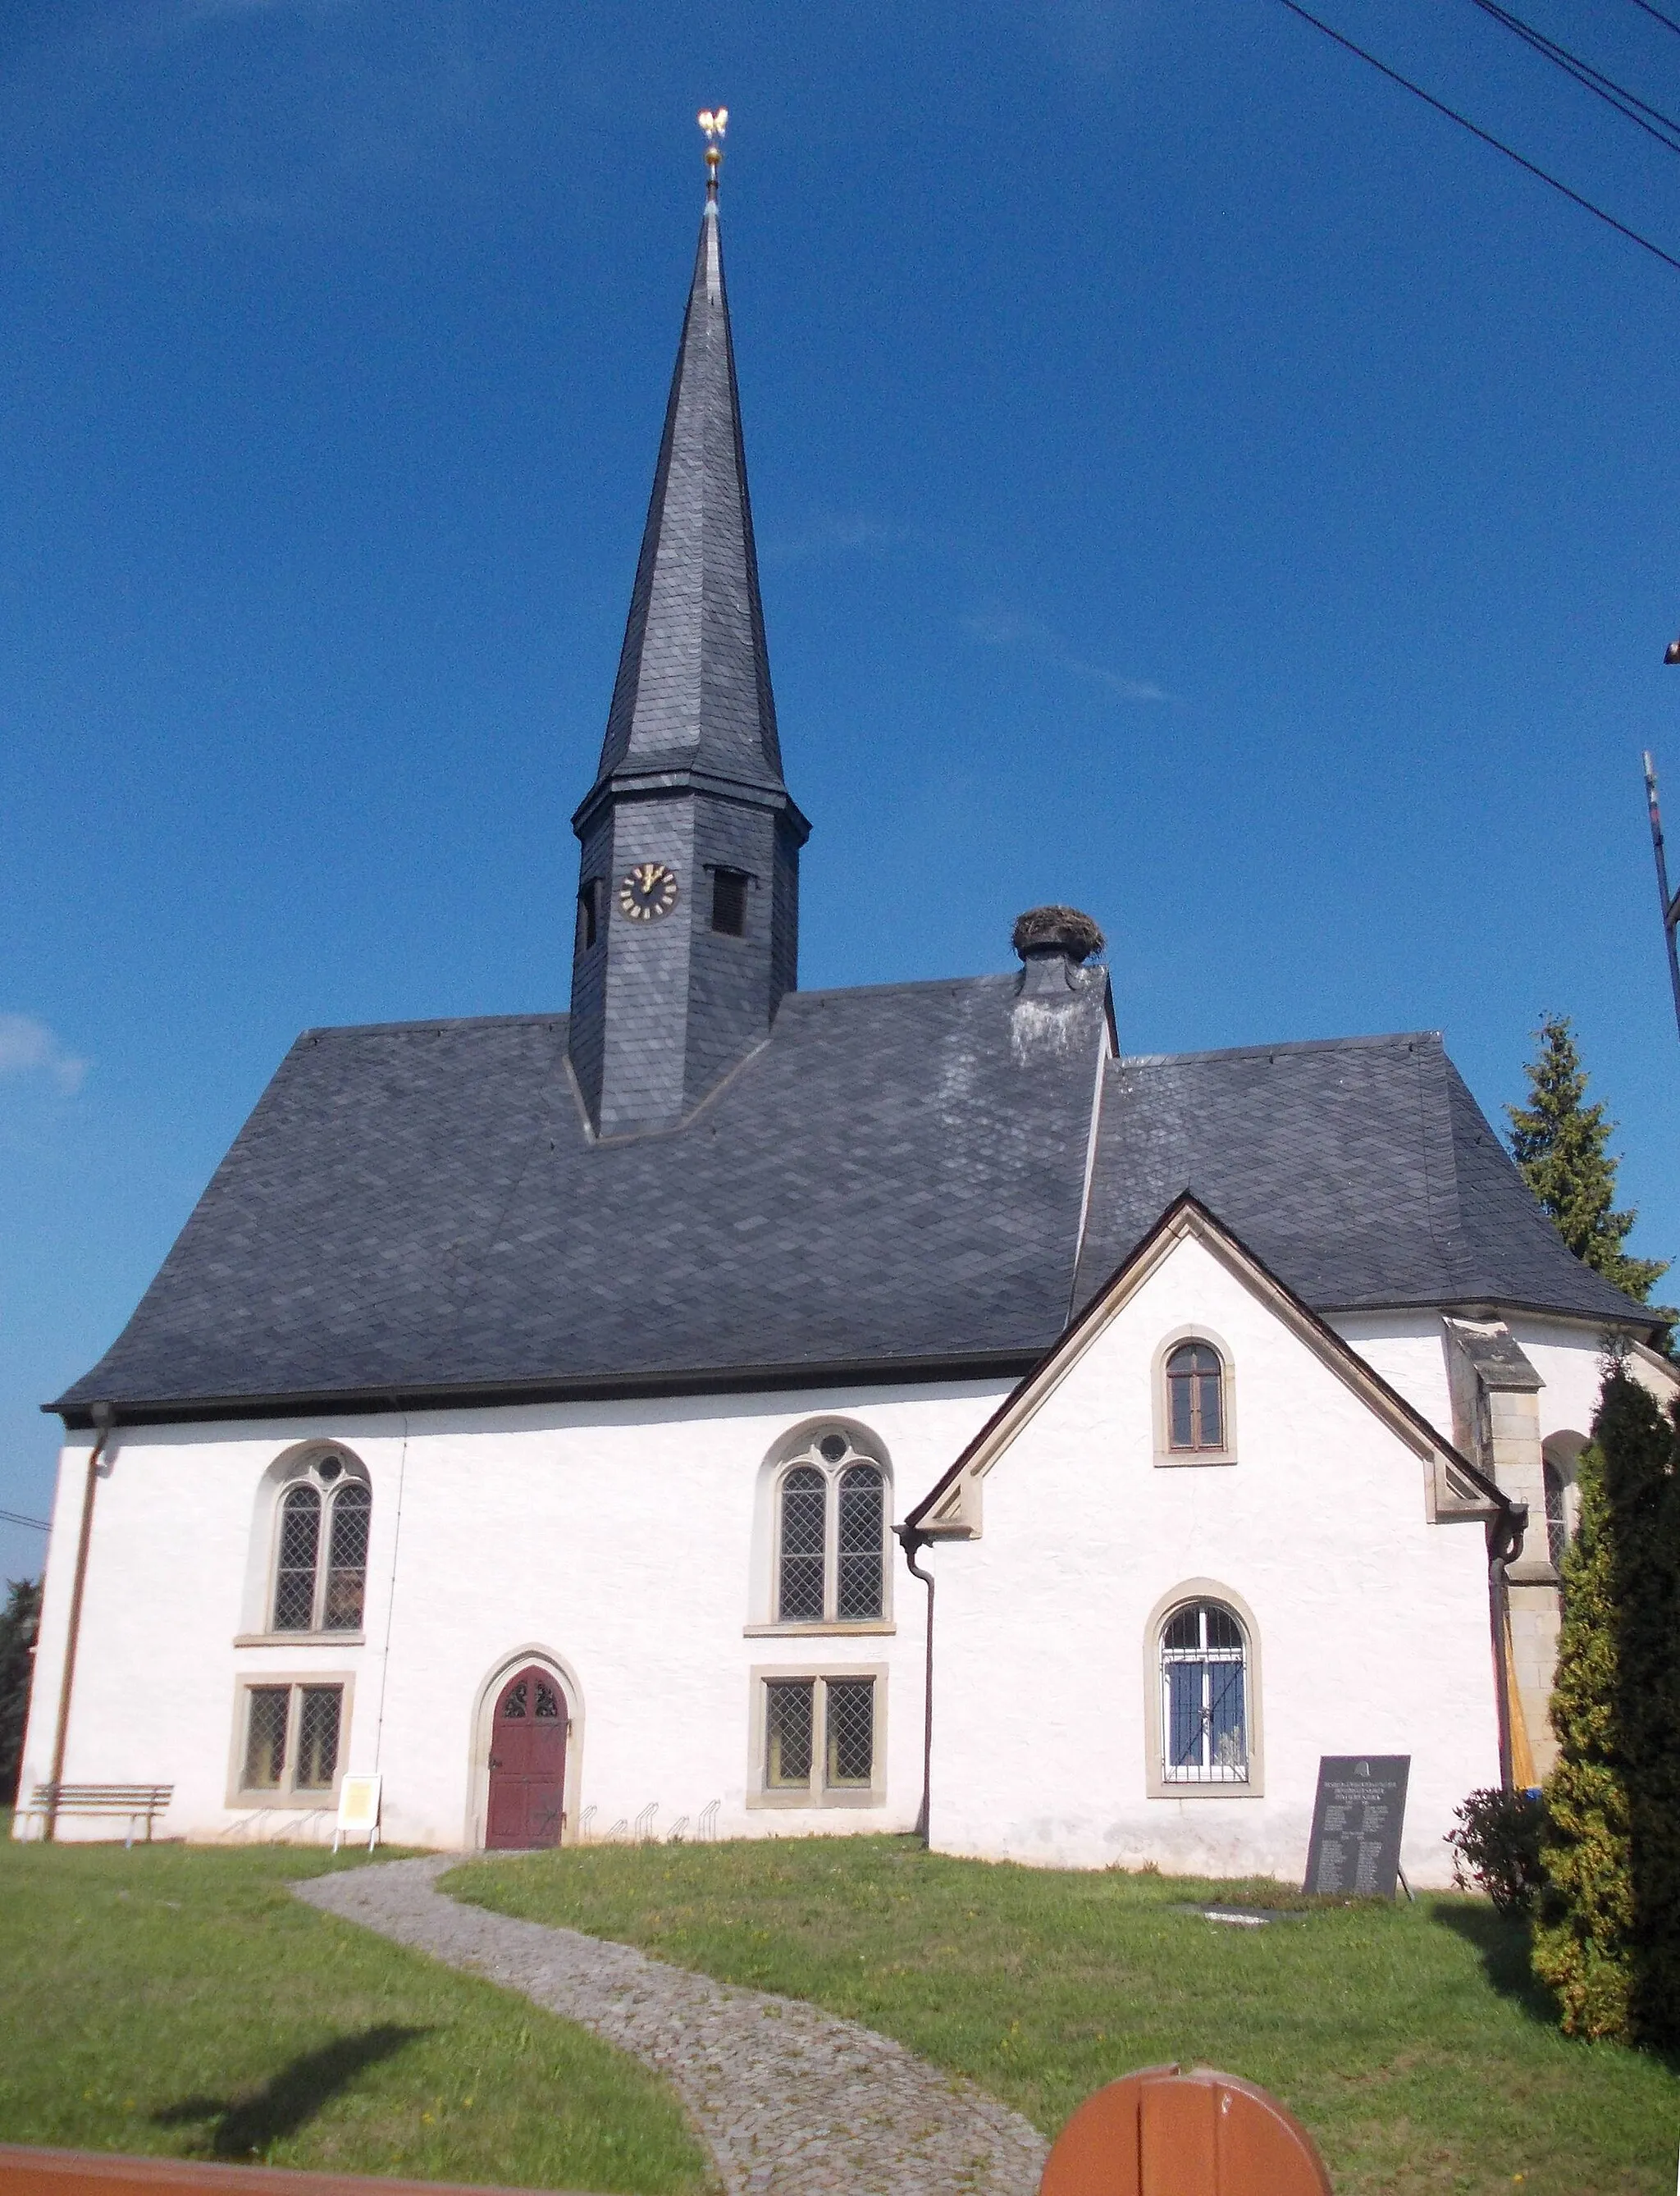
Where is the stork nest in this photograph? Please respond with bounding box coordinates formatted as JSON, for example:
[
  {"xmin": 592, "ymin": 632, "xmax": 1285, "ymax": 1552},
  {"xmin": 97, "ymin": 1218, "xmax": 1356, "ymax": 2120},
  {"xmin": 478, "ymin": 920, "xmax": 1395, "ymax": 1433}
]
[{"xmin": 1011, "ymin": 905, "xmax": 1106, "ymax": 964}]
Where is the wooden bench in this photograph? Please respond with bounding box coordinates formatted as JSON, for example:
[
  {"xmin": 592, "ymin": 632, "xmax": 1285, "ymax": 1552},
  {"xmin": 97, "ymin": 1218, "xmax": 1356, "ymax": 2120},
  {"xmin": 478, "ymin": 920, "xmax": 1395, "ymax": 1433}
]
[{"xmin": 20, "ymin": 1784, "xmax": 173, "ymax": 1848}]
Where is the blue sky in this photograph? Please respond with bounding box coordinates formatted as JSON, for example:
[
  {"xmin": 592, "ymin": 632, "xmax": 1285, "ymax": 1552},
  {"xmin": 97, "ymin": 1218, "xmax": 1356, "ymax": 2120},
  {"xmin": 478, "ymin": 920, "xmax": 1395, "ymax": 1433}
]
[{"xmin": 5, "ymin": 0, "xmax": 1680, "ymax": 1582}]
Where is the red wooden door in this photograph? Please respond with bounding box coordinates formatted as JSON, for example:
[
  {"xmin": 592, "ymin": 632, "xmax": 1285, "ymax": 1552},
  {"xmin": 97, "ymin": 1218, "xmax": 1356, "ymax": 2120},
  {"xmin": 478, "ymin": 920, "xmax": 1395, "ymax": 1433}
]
[{"xmin": 485, "ymin": 1666, "xmax": 568, "ymax": 1849}]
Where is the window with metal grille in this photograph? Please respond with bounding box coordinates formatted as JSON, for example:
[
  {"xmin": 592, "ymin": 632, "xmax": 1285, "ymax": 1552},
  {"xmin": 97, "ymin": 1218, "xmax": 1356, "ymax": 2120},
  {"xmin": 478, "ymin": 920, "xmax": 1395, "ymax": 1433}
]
[
  {"xmin": 1166, "ymin": 1343, "xmax": 1225, "ymax": 1451},
  {"xmin": 1161, "ymin": 1601, "xmax": 1248, "ymax": 1783},
  {"xmin": 773, "ymin": 1435, "xmax": 888, "ymax": 1626},
  {"xmin": 710, "ymin": 867, "xmax": 750, "ymax": 936},
  {"xmin": 239, "ymin": 1682, "xmax": 346, "ymax": 1800},
  {"xmin": 270, "ymin": 1456, "xmax": 371, "ymax": 1633}
]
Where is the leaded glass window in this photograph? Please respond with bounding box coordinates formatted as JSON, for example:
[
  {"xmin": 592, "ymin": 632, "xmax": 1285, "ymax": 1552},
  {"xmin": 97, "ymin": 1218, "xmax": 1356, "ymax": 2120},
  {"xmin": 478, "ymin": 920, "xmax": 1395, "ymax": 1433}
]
[
  {"xmin": 1544, "ymin": 1457, "xmax": 1569, "ymax": 1575},
  {"xmin": 760, "ymin": 1673, "xmax": 879, "ymax": 1797},
  {"xmin": 323, "ymin": 1482, "xmax": 371, "ymax": 1630},
  {"xmin": 824, "ymin": 1678, "xmax": 874, "ymax": 1787},
  {"xmin": 238, "ymin": 1681, "xmax": 346, "ymax": 1801},
  {"xmin": 269, "ymin": 1455, "xmax": 372, "ymax": 1633},
  {"xmin": 272, "ymin": 1487, "xmax": 321, "ymax": 1631},
  {"xmin": 244, "ymin": 1687, "xmax": 290, "ymax": 1789},
  {"xmin": 1166, "ymin": 1344, "xmax": 1225, "ymax": 1451},
  {"xmin": 1161, "ymin": 1601, "xmax": 1248, "ymax": 1783},
  {"xmin": 773, "ymin": 1432, "xmax": 888, "ymax": 1627},
  {"xmin": 778, "ymin": 1468, "xmax": 827, "ymax": 1621},
  {"xmin": 765, "ymin": 1679, "xmax": 815, "ymax": 1787},
  {"xmin": 837, "ymin": 1467, "xmax": 884, "ymax": 1619},
  {"xmin": 295, "ymin": 1687, "xmax": 343, "ymax": 1791}
]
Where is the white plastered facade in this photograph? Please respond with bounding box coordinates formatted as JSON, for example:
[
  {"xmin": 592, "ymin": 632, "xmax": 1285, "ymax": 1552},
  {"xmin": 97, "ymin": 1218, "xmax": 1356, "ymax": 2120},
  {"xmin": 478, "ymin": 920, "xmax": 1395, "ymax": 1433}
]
[
  {"xmin": 917, "ymin": 1226, "xmax": 1505, "ymax": 1887},
  {"xmin": 18, "ymin": 1381, "xmax": 1009, "ymax": 1851},
  {"xmin": 20, "ymin": 1260, "xmax": 1651, "ymax": 1882}
]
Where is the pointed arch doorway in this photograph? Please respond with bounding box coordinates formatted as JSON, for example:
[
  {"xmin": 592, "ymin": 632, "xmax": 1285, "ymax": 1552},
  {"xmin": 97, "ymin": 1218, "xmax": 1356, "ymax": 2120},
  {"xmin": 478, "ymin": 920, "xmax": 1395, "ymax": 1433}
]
[{"xmin": 486, "ymin": 1664, "xmax": 568, "ymax": 1849}]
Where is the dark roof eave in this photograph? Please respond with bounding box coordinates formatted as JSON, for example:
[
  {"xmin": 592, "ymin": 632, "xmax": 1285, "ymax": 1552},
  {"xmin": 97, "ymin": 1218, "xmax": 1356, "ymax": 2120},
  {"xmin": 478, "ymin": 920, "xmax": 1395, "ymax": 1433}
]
[
  {"xmin": 45, "ymin": 1346, "xmax": 1043, "ymax": 1432},
  {"xmin": 1317, "ymin": 1290, "xmax": 1667, "ymax": 1340}
]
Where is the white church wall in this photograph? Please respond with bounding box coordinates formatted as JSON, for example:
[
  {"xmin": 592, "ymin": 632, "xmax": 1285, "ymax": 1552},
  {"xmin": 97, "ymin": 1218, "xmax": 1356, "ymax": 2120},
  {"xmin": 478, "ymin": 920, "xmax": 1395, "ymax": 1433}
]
[
  {"xmin": 16, "ymin": 1380, "xmax": 1011, "ymax": 1849},
  {"xmin": 1326, "ymin": 1308, "xmax": 1454, "ymax": 1433},
  {"xmin": 925, "ymin": 1234, "xmax": 1500, "ymax": 1888}
]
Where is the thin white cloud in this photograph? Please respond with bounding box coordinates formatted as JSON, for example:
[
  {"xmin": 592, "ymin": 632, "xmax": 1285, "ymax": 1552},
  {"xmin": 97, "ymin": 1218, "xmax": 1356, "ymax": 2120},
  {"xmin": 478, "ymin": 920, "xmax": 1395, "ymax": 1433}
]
[
  {"xmin": 961, "ymin": 609, "xmax": 1176, "ymax": 705},
  {"xmin": 762, "ymin": 515, "xmax": 915, "ymax": 567},
  {"xmin": 0, "ymin": 1016, "xmax": 90, "ymax": 1096}
]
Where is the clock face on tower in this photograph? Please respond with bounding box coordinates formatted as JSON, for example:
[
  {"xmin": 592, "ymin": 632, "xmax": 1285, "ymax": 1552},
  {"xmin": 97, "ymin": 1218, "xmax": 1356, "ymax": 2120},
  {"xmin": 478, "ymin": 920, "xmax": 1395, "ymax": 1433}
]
[{"xmin": 619, "ymin": 862, "xmax": 680, "ymax": 922}]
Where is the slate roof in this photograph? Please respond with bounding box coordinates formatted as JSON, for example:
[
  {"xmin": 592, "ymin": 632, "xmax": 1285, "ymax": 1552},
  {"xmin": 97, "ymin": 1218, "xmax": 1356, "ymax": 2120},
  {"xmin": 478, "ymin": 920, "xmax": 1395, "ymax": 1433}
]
[
  {"xmin": 1071, "ymin": 1030, "xmax": 1650, "ymax": 1326},
  {"xmin": 53, "ymin": 1004, "xmax": 1656, "ymax": 1425},
  {"xmin": 53, "ymin": 974, "xmax": 1111, "ymax": 1421}
]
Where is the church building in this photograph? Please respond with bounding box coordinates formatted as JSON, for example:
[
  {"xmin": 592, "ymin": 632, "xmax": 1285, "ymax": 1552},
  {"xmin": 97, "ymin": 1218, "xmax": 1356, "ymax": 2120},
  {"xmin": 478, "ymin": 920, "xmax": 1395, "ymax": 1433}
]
[{"xmin": 21, "ymin": 165, "xmax": 1676, "ymax": 1886}]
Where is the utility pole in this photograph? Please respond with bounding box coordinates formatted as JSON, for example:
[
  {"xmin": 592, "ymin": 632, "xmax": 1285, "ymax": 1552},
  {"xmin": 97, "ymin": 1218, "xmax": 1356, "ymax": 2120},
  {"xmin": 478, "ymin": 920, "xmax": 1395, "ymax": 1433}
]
[{"xmin": 1646, "ymin": 737, "xmax": 1680, "ymax": 1046}]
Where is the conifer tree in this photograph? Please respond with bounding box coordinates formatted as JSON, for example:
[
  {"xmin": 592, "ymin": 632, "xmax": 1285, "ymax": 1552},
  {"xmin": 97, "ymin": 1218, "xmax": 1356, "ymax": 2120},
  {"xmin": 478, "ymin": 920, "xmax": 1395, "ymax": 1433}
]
[
  {"xmin": 1506, "ymin": 1016, "xmax": 1669, "ymax": 1304},
  {"xmin": 1536, "ymin": 1370, "xmax": 1680, "ymax": 2043},
  {"xmin": 0, "ymin": 1576, "xmax": 41, "ymax": 1804}
]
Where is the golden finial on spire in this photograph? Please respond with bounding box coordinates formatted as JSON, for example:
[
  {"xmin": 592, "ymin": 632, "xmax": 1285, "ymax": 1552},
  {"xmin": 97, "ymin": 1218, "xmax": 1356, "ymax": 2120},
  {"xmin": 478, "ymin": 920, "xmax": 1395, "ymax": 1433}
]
[{"xmin": 698, "ymin": 107, "xmax": 727, "ymax": 199}]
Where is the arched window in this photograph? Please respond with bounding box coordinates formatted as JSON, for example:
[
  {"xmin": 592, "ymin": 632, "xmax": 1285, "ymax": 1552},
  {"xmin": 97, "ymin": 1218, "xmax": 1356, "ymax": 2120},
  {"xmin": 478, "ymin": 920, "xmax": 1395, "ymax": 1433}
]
[
  {"xmin": 1161, "ymin": 1600, "xmax": 1249, "ymax": 1783},
  {"xmin": 1166, "ymin": 1342, "xmax": 1225, "ymax": 1452},
  {"xmin": 271, "ymin": 1452, "xmax": 371, "ymax": 1633},
  {"xmin": 778, "ymin": 1468, "xmax": 827, "ymax": 1621},
  {"xmin": 774, "ymin": 1430, "xmax": 888, "ymax": 1626}
]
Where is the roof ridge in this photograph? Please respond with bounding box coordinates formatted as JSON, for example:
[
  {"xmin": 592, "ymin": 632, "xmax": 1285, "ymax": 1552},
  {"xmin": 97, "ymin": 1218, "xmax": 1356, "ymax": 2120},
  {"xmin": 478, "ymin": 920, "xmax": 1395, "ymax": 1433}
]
[
  {"xmin": 788, "ymin": 972, "xmax": 1023, "ymax": 1006},
  {"xmin": 297, "ymin": 1013, "xmax": 570, "ymax": 1042},
  {"xmin": 1119, "ymin": 1030, "xmax": 1444, "ymax": 1069}
]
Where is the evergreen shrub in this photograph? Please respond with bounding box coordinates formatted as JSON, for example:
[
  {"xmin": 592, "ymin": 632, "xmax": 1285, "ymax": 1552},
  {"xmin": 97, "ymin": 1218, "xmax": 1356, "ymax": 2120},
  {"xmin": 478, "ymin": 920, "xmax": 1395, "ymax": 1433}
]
[
  {"xmin": 0, "ymin": 1577, "xmax": 42, "ymax": 1803},
  {"xmin": 1534, "ymin": 1371, "xmax": 1680, "ymax": 2043}
]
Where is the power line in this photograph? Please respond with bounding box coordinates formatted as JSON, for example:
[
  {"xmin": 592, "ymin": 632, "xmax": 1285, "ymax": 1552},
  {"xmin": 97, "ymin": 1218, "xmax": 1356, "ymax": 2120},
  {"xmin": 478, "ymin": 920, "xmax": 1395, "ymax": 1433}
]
[
  {"xmin": 1270, "ymin": 0, "xmax": 1680, "ymax": 274},
  {"xmin": 1461, "ymin": 0, "xmax": 1680, "ymax": 158},
  {"xmin": 1628, "ymin": 0, "xmax": 1680, "ymax": 42},
  {"xmin": 0, "ymin": 1507, "xmax": 50, "ymax": 1532}
]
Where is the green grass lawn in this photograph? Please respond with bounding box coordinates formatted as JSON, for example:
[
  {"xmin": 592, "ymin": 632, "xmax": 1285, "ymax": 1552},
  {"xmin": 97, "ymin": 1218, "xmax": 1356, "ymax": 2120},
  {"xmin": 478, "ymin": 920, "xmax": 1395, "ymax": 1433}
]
[
  {"xmin": 448, "ymin": 1835, "xmax": 1680, "ymax": 2196},
  {"xmin": 0, "ymin": 1830, "xmax": 710, "ymax": 2195}
]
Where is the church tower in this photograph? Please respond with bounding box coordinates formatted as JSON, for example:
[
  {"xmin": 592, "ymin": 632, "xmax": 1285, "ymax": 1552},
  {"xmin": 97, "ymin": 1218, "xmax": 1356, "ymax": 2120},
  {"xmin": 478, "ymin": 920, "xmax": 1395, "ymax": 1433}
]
[{"xmin": 568, "ymin": 149, "xmax": 809, "ymax": 1138}]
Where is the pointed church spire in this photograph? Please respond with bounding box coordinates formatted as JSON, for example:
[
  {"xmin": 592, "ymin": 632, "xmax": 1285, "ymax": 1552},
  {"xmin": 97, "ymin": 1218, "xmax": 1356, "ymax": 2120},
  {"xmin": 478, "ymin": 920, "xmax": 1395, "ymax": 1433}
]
[
  {"xmin": 568, "ymin": 138, "xmax": 809, "ymax": 1139},
  {"xmin": 577, "ymin": 133, "xmax": 789, "ymax": 823}
]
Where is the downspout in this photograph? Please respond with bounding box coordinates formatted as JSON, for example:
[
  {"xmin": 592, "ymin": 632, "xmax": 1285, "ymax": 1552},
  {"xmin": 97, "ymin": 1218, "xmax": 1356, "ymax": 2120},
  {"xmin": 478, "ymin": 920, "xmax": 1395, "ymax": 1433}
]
[
  {"xmin": 45, "ymin": 1403, "xmax": 116, "ymax": 1841},
  {"xmin": 1486, "ymin": 1496, "xmax": 1528, "ymax": 1794},
  {"xmin": 894, "ymin": 1524, "xmax": 935, "ymax": 1846}
]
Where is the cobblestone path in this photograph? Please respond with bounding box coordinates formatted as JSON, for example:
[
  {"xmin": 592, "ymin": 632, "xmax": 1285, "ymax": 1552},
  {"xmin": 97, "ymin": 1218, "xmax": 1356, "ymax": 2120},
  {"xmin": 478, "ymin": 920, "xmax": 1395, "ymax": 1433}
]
[{"xmin": 298, "ymin": 1856, "xmax": 1048, "ymax": 2196}]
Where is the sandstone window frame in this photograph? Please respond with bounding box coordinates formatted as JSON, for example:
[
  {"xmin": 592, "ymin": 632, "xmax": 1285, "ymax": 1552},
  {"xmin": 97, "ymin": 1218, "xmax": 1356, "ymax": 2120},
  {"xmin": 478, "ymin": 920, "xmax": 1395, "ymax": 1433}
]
[
  {"xmin": 1152, "ymin": 1326, "xmax": 1239, "ymax": 1468},
  {"xmin": 226, "ymin": 1673, "xmax": 355, "ymax": 1810},
  {"xmin": 748, "ymin": 1422, "xmax": 895, "ymax": 1637},
  {"xmin": 1141, "ymin": 1581, "xmax": 1265, "ymax": 1800},
  {"xmin": 746, "ymin": 1663, "xmax": 888, "ymax": 1810},
  {"xmin": 264, "ymin": 1447, "xmax": 372, "ymax": 1637}
]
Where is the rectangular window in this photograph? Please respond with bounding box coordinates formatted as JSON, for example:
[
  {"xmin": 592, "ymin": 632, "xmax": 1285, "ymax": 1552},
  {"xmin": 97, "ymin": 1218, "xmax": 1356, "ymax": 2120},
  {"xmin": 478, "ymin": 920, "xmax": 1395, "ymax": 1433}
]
[
  {"xmin": 753, "ymin": 1669, "xmax": 884, "ymax": 1806},
  {"xmin": 577, "ymin": 879, "xmax": 601, "ymax": 954},
  {"xmin": 824, "ymin": 1678, "xmax": 874, "ymax": 1788},
  {"xmin": 710, "ymin": 867, "xmax": 749, "ymax": 937},
  {"xmin": 295, "ymin": 1687, "xmax": 343, "ymax": 1791},
  {"xmin": 243, "ymin": 1687, "xmax": 290, "ymax": 1791},
  {"xmin": 765, "ymin": 1679, "xmax": 814, "ymax": 1787},
  {"xmin": 234, "ymin": 1681, "xmax": 349, "ymax": 1806}
]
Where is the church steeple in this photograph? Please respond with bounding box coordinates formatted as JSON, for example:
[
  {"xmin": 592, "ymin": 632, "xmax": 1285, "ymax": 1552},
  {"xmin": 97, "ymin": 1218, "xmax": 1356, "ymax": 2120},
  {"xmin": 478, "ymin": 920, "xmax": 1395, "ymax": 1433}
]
[{"xmin": 568, "ymin": 147, "xmax": 809, "ymax": 1139}]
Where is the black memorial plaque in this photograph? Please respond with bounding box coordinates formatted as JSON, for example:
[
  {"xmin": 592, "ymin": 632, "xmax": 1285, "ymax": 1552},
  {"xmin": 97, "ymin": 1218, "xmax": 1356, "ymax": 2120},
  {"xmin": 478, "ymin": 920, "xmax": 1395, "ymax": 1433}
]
[{"xmin": 1303, "ymin": 1755, "xmax": 1410, "ymax": 1899}]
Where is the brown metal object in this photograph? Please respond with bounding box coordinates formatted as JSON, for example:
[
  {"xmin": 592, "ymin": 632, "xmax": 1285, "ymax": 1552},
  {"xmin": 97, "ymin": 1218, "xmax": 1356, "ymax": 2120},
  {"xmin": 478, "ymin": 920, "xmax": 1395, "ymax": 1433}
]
[
  {"xmin": 0, "ymin": 2152, "xmax": 605, "ymax": 2196},
  {"xmin": 1039, "ymin": 2066, "xmax": 1333, "ymax": 2196}
]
